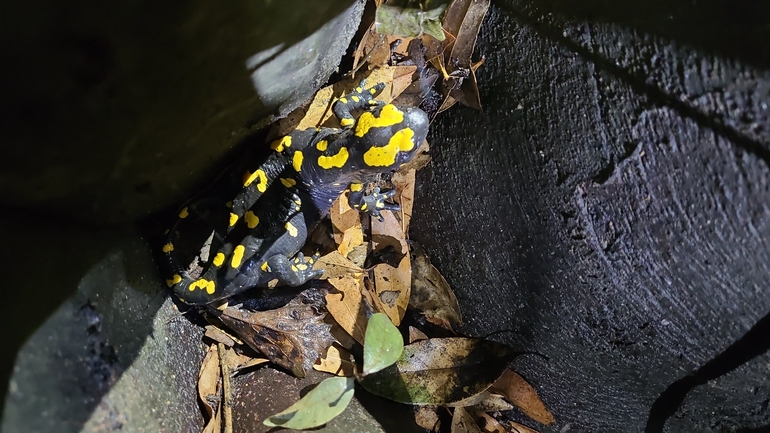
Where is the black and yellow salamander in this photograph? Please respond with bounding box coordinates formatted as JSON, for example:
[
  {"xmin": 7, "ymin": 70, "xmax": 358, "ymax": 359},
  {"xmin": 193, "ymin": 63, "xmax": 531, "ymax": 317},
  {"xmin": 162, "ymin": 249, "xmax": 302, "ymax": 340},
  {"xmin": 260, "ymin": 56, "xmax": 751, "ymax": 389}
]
[{"xmin": 161, "ymin": 82, "xmax": 429, "ymax": 304}]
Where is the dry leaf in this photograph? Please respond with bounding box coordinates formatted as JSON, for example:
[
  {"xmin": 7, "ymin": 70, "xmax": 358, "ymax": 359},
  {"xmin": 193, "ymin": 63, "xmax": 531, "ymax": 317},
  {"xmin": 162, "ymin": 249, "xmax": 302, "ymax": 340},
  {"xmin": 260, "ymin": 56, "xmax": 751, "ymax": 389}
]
[
  {"xmin": 472, "ymin": 411, "xmax": 506, "ymax": 433},
  {"xmin": 415, "ymin": 406, "xmax": 442, "ymax": 432},
  {"xmin": 447, "ymin": 391, "xmax": 514, "ymax": 412},
  {"xmin": 360, "ymin": 338, "xmax": 521, "ymax": 405},
  {"xmin": 314, "ymin": 250, "xmax": 364, "ymax": 279},
  {"xmin": 369, "ymin": 211, "xmax": 411, "ymax": 326},
  {"xmin": 391, "ymin": 168, "xmax": 416, "ymax": 230},
  {"xmin": 217, "ymin": 290, "xmax": 335, "ymax": 378},
  {"xmin": 508, "ymin": 421, "xmax": 539, "ymax": 433},
  {"xmin": 233, "ymin": 357, "xmax": 270, "ymax": 373},
  {"xmin": 451, "ymin": 407, "xmax": 483, "ymax": 433},
  {"xmin": 204, "ymin": 325, "xmax": 238, "ymax": 347},
  {"xmin": 198, "ymin": 344, "xmax": 221, "ymax": 432},
  {"xmin": 409, "ymin": 326, "xmax": 429, "ymax": 343},
  {"xmin": 313, "ymin": 343, "xmax": 356, "ymax": 376},
  {"xmin": 330, "ymin": 192, "xmax": 364, "ymax": 256},
  {"xmin": 325, "ymin": 275, "xmax": 369, "ymax": 344},
  {"xmin": 410, "ymin": 240, "xmax": 463, "ymax": 330},
  {"xmin": 490, "ymin": 369, "xmax": 555, "ymax": 425}
]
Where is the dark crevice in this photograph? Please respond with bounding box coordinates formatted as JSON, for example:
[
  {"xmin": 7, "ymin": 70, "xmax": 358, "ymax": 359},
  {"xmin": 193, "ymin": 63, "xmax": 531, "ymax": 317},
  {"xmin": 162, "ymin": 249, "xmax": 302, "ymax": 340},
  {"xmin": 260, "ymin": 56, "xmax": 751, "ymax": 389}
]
[
  {"xmin": 643, "ymin": 309, "xmax": 770, "ymax": 433},
  {"xmin": 498, "ymin": 5, "xmax": 770, "ymax": 170}
]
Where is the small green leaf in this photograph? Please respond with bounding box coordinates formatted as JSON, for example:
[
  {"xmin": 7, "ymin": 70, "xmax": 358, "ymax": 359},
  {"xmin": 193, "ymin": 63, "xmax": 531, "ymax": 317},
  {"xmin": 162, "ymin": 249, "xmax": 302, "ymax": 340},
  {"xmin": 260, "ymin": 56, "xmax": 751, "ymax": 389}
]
[
  {"xmin": 363, "ymin": 313, "xmax": 404, "ymax": 375},
  {"xmin": 263, "ymin": 376, "xmax": 355, "ymax": 429}
]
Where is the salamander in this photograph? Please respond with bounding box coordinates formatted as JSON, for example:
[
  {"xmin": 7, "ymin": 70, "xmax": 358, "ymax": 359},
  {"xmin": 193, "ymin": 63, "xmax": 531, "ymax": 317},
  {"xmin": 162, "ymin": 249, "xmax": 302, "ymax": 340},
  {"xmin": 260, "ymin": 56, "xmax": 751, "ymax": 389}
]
[{"xmin": 161, "ymin": 81, "xmax": 429, "ymax": 305}]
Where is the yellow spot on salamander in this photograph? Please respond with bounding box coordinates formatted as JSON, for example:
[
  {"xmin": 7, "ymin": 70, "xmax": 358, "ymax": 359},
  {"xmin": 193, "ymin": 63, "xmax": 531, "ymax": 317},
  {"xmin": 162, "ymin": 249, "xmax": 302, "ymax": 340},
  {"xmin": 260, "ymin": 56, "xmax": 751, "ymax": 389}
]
[
  {"xmin": 338, "ymin": 97, "xmax": 348, "ymax": 104},
  {"xmin": 340, "ymin": 117, "xmax": 355, "ymax": 127},
  {"xmin": 317, "ymin": 147, "xmax": 349, "ymax": 169},
  {"xmin": 243, "ymin": 169, "xmax": 268, "ymax": 192},
  {"xmin": 231, "ymin": 245, "xmax": 245, "ymax": 268},
  {"xmin": 350, "ymin": 183, "xmax": 363, "ymax": 192},
  {"xmin": 285, "ymin": 222, "xmax": 298, "ymax": 237},
  {"xmin": 178, "ymin": 207, "xmax": 189, "ymax": 218},
  {"xmin": 229, "ymin": 213, "xmax": 238, "ymax": 227},
  {"xmin": 361, "ymin": 203, "xmax": 368, "ymax": 211},
  {"xmin": 293, "ymin": 151, "xmax": 303, "ymax": 172},
  {"xmin": 316, "ymin": 140, "xmax": 328, "ymax": 151},
  {"xmin": 244, "ymin": 211, "xmax": 259, "ymax": 229},
  {"xmin": 270, "ymin": 135, "xmax": 292, "ymax": 152},
  {"xmin": 291, "ymin": 265, "xmax": 299, "ymax": 272},
  {"xmin": 261, "ymin": 261, "xmax": 269, "ymax": 272},
  {"xmin": 162, "ymin": 243, "xmax": 174, "ymax": 253},
  {"xmin": 369, "ymin": 88, "xmax": 377, "ymax": 94},
  {"xmin": 213, "ymin": 252, "xmax": 225, "ymax": 267},
  {"xmin": 356, "ymin": 87, "xmax": 363, "ymax": 93},
  {"xmin": 280, "ymin": 177, "xmax": 297, "ymax": 188},
  {"xmin": 166, "ymin": 274, "xmax": 182, "ymax": 287},
  {"xmin": 355, "ymin": 104, "xmax": 404, "ymax": 137},
  {"xmin": 351, "ymin": 95, "xmax": 360, "ymax": 102},
  {"xmin": 189, "ymin": 279, "xmax": 216, "ymax": 295},
  {"xmin": 296, "ymin": 263, "xmax": 307, "ymax": 271},
  {"xmin": 363, "ymin": 127, "xmax": 415, "ymax": 167}
]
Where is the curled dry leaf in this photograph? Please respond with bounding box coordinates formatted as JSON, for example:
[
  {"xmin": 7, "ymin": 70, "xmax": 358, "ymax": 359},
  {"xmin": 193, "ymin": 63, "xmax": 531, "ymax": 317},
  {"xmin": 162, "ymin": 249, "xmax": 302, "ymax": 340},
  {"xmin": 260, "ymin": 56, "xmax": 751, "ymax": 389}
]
[
  {"xmin": 409, "ymin": 240, "xmax": 463, "ymax": 330},
  {"xmin": 359, "ymin": 337, "xmax": 521, "ymax": 405},
  {"xmin": 472, "ymin": 411, "xmax": 506, "ymax": 433},
  {"xmin": 198, "ymin": 344, "xmax": 221, "ymax": 433},
  {"xmin": 490, "ymin": 369, "xmax": 555, "ymax": 426},
  {"xmin": 325, "ymin": 274, "xmax": 369, "ymax": 345},
  {"xmin": 217, "ymin": 291, "xmax": 335, "ymax": 378},
  {"xmin": 446, "ymin": 391, "xmax": 514, "ymax": 412},
  {"xmin": 391, "ymin": 168, "xmax": 416, "ymax": 229},
  {"xmin": 313, "ymin": 343, "xmax": 356, "ymax": 377},
  {"xmin": 451, "ymin": 407, "xmax": 483, "ymax": 433}
]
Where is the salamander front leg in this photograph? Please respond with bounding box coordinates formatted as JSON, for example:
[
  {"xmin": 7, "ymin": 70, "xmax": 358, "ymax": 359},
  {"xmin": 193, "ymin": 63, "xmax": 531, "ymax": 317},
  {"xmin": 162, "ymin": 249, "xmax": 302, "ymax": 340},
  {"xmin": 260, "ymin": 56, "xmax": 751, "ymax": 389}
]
[
  {"xmin": 263, "ymin": 252, "xmax": 323, "ymax": 286},
  {"xmin": 348, "ymin": 183, "xmax": 400, "ymax": 222}
]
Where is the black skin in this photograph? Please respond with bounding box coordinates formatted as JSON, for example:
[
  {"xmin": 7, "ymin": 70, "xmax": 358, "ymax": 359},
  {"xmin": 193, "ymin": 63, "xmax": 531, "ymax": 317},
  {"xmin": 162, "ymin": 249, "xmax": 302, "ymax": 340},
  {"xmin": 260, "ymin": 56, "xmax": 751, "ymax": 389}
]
[{"xmin": 162, "ymin": 81, "xmax": 430, "ymax": 305}]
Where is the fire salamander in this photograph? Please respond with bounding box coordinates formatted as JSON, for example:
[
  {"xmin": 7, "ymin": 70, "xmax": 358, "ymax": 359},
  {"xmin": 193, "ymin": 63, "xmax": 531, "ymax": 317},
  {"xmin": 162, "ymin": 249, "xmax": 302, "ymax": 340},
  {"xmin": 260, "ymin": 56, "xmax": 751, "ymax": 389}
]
[{"xmin": 161, "ymin": 82, "xmax": 429, "ymax": 304}]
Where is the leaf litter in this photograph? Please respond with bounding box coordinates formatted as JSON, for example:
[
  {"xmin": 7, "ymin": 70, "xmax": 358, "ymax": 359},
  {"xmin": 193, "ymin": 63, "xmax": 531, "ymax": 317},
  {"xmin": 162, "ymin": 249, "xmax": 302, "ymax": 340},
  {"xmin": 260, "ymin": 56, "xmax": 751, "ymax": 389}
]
[{"xmin": 186, "ymin": 1, "xmax": 555, "ymax": 431}]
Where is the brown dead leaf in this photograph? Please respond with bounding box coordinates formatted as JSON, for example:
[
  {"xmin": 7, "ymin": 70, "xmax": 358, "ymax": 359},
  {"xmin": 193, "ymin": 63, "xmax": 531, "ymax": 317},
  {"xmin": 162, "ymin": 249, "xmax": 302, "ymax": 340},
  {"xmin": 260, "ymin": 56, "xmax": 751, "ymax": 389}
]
[
  {"xmin": 451, "ymin": 407, "xmax": 483, "ymax": 433},
  {"xmin": 204, "ymin": 325, "xmax": 239, "ymax": 347},
  {"xmin": 410, "ymin": 240, "xmax": 463, "ymax": 330},
  {"xmin": 217, "ymin": 291, "xmax": 335, "ymax": 378},
  {"xmin": 391, "ymin": 168, "xmax": 416, "ymax": 230},
  {"xmin": 409, "ymin": 326, "xmax": 429, "ymax": 343},
  {"xmin": 370, "ymin": 211, "xmax": 411, "ymax": 326},
  {"xmin": 471, "ymin": 411, "xmax": 506, "ymax": 433},
  {"xmin": 313, "ymin": 343, "xmax": 356, "ymax": 376},
  {"xmin": 508, "ymin": 421, "xmax": 539, "ymax": 433},
  {"xmin": 314, "ymin": 250, "xmax": 364, "ymax": 279},
  {"xmin": 198, "ymin": 344, "xmax": 221, "ymax": 432},
  {"xmin": 415, "ymin": 406, "xmax": 442, "ymax": 432},
  {"xmin": 447, "ymin": 391, "xmax": 514, "ymax": 412},
  {"xmin": 325, "ymin": 275, "xmax": 369, "ymax": 344},
  {"xmin": 490, "ymin": 369, "xmax": 555, "ymax": 426},
  {"xmin": 233, "ymin": 356, "xmax": 270, "ymax": 373},
  {"xmin": 331, "ymin": 192, "xmax": 364, "ymax": 256}
]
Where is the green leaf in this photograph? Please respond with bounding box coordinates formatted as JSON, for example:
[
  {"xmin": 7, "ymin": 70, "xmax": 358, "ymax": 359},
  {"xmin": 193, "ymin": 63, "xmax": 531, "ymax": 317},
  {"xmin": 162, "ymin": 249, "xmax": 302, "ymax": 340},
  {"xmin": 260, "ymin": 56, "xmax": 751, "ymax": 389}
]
[
  {"xmin": 375, "ymin": 4, "xmax": 447, "ymax": 41},
  {"xmin": 363, "ymin": 313, "xmax": 405, "ymax": 375},
  {"xmin": 263, "ymin": 376, "xmax": 355, "ymax": 429},
  {"xmin": 359, "ymin": 337, "xmax": 520, "ymax": 405}
]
